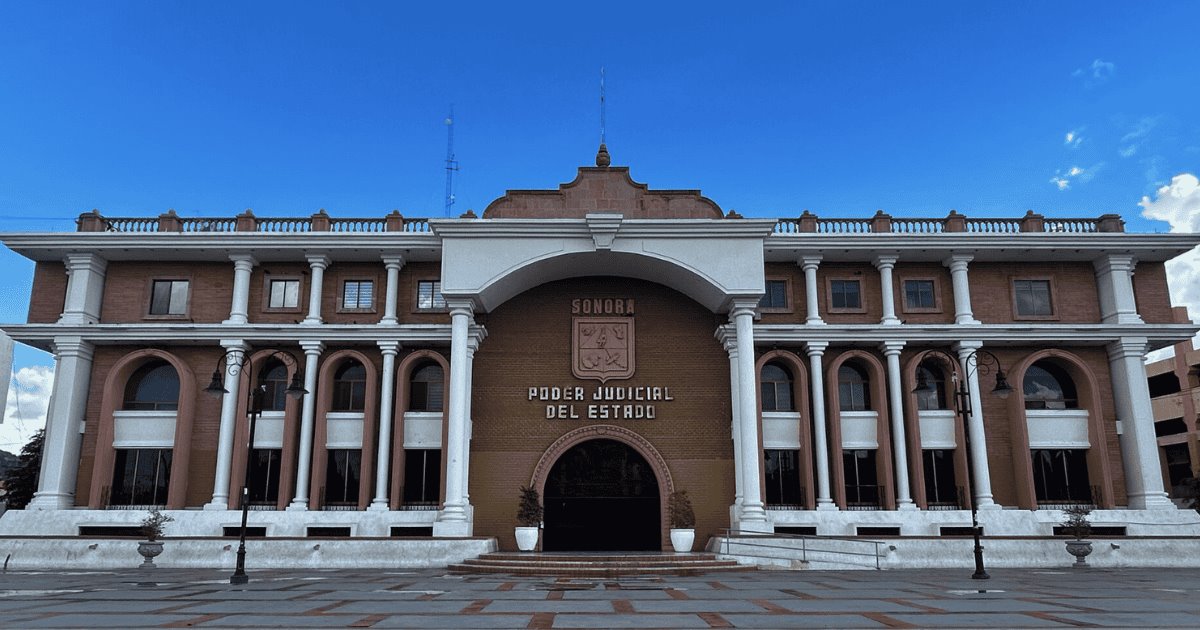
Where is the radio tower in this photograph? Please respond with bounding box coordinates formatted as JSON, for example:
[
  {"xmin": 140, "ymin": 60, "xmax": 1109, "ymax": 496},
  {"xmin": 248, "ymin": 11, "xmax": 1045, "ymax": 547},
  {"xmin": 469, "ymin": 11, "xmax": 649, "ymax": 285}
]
[{"xmin": 444, "ymin": 106, "xmax": 459, "ymax": 217}]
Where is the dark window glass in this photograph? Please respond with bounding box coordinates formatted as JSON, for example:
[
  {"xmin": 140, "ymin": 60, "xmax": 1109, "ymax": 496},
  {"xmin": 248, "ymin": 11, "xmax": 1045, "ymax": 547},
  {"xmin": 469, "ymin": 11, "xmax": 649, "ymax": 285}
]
[
  {"xmin": 259, "ymin": 361, "xmax": 289, "ymax": 412},
  {"xmin": 409, "ymin": 363, "xmax": 445, "ymax": 411},
  {"xmin": 324, "ymin": 449, "xmax": 361, "ymax": 506},
  {"xmin": 342, "ymin": 280, "xmax": 374, "ymax": 310},
  {"xmin": 110, "ymin": 448, "xmax": 172, "ymax": 506},
  {"xmin": 1023, "ymin": 362, "xmax": 1078, "ymax": 409},
  {"xmin": 1031, "ymin": 449, "xmax": 1091, "ymax": 503},
  {"xmin": 760, "ymin": 363, "xmax": 794, "ymax": 412},
  {"xmin": 268, "ymin": 279, "xmax": 300, "ymax": 309},
  {"xmin": 1164, "ymin": 443, "xmax": 1193, "ymax": 498},
  {"xmin": 915, "ymin": 362, "xmax": 948, "ymax": 411},
  {"xmin": 838, "ymin": 363, "xmax": 871, "ymax": 411},
  {"xmin": 403, "ymin": 449, "xmax": 442, "ymax": 505},
  {"xmin": 923, "ymin": 449, "xmax": 958, "ymax": 506},
  {"xmin": 122, "ymin": 360, "xmax": 180, "ymax": 411},
  {"xmin": 830, "ymin": 280, "xmax": 861, "ymax": 309},
  {"xmin": 842, "ymin": 449, "xmax": 879, "ymax": 507},
  {"xmin": 764, "ymin": 449, "xmax": 804, "ymax": 506},
  {"xmin": 331, "ymin": 361, "xmax": 367, "ymax": 412},
  {"xmin": 904, "ymin": 279, "xmax": 936, "ymax": 309},
  {"xmin": 247, "ymin": 448, "xmax": 281, "ymax": 505},
  {"xmin": 417, "ymin": 280, "xmax": 446, "ymax": 309},
  {"xmin": 1014, "ymin": 279, "xmax": 1053, "ymax": 316},
  {"xmin": 759, "ymin": 280, "xmax": 788, "ymax": 309},
  {"xmin": 149, "ymin": 280, "xmax": 189, "ymax": 315}
]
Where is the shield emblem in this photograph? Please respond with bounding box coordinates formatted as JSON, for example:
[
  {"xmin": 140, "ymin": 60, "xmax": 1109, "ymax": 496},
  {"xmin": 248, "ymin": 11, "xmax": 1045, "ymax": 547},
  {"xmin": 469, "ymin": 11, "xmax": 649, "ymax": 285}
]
[{"xmin": 572, "ymin": 317, "xmax": 635, "ymax": 382}]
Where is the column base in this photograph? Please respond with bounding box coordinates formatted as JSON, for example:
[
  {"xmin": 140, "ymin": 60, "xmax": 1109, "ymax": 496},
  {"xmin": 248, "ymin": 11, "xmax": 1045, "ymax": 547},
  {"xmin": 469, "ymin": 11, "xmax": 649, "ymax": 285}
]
[
  {"xmin": 379, "ymin": 318, "xmax": 398, "ymax": 326},
  {"xmin": 366, "ymin": 501, "xmax": 390, "ymax": 512},
  {"xmin": 433, "ymin": 515, "xmax": 473, "ymax": 537},
  {"xmin": 954, "ymin": 317, "xmax": 982, "ymax": 325},
  {"xmin": 816, "ymin": 501, "xmax": 839, "ymax": 511},
  {"xmin": 977, "ymin": 497, "xmax": 1001, "ymax": 510},
  {"xmin": 805, "ymin": 318, "xmax": 826, "ymax": 325},
  {"xmin": 1129, "ymin": 492, "xmax": 1177, "ymax": 510},
  {"xmin": 221, "ymin": 318, "xmax": 248, "ymax": 326},
  {"xmin": 26, "ymin": 493, "xmax": 74, "ymax": 510},
  {"xmin": 736, "ymin": 520, "xmax": 774, "ymax": 534},
  {"xmin": 285, "ymin": 502, "xmax": 309, "ymax": 512},
  {"xmin": 881, "ymin": 317, "xmax": 901, "ymax": 325},
  {"xmin": 203, "ymin": 499, "xmax": 230, "ymax": 511},
  {"xmin": 896, "ymin": 501, "xmax": 918, "ymax": 511},
  {"xmin": 300, "ymin": 318, "xmax": 322, "ymax": 326}
]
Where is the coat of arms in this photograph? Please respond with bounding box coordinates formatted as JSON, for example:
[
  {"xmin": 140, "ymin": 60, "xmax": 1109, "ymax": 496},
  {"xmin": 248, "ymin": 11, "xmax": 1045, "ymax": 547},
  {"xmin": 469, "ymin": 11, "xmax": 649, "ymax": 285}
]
[{"xmin": 572, "ymin": 317, "xmax": 635, "ymax": 382}]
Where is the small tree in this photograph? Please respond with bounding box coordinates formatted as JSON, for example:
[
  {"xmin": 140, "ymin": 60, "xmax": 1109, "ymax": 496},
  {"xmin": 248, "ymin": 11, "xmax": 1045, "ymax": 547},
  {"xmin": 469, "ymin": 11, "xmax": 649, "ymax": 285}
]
[
  {"xmin": 140, "ymin": 509, "xmax": 174, "ymax": 541},
  {"xmin": 668, "ymin": 490, "xmax": 695, "ymax": 529},
  {"xmin": 516, "ymin": 485, "xmax": 543, "ymax": 527},
  {"xmin": 2, "ymin": 429, "xmax": 44, "ymax": 510},
  {"xmin": 1061, "ymin": 504, "xmax": 1092, "ymax": 540}
]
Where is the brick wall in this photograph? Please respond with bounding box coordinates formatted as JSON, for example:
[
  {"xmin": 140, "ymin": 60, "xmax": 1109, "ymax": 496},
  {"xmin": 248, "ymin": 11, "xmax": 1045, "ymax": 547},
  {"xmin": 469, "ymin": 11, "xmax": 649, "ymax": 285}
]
[{"xmin": 28, "ymin": 261, "xmax": 66, "ymax": 323}]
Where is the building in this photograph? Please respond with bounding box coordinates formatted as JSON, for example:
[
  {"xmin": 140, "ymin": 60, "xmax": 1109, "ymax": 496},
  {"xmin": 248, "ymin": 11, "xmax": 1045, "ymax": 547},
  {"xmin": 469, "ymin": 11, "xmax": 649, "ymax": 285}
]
[
  {"xmin": 1, "ymin": 148, "xmax": 1199, "ymax": 565},
  {"xmin": 1148, "ymin": 339, "xmax": 1200, "ymax": 503}
]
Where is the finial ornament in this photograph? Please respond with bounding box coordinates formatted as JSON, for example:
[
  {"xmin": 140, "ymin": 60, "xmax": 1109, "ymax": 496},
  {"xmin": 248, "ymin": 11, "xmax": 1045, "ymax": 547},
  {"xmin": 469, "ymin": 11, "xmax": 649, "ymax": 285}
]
[{"xmin": 596, "ymin": 143, "xmax": 611, "ymax": 167}]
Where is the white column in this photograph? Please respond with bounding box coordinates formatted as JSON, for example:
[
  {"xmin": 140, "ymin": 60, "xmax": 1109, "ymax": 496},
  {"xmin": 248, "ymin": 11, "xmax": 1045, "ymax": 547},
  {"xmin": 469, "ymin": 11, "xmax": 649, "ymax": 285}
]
[
  {"xmin": 806, "ymin": 341, "xmax": 836, "ymax": 510},
  {"xmin": 435, "ymin": 300, "xmax": 474, "ymax": 536},
  {"xmin": 1094, "ymin": 255, "xmax": 1144, "ymax": 325},
  {"xmin": 224, "ymin": 254, "xmax": 256, "ymax": 325},
  {"xmin": 381, "ymin": 256, "xmax": 405, "ymax": 326},
  {"xmin": 288, "ymin": 341, "xmax": 324, "ymax": 510},
  {"xmin": 462, "ymin": 342, "xmax": 477, "ymax": 502},
  {"xmin": 955, "ymin": 341, "xmax": 996, "ymax": 508},
  {"xmin": 205, "ymin": 340, "xmax": 248, "ymax": 510},
  {"xmin": 881, "ymin": 341, "xmax": 915, "ymax": 509},
  {"xmin": 1108, "ymin": 337, "xmax": 1174, "ymax": 509},
  {"xmin": 723, "ymin": 337, "xmax": 744, "ymax": 510},
  {"xmin": 58, "ymin": 254, "xmax": 107, "ymax": 325},
  {"xmin": 369, "ymin": 341, "xmax": 400, "ymax": 510},
  {"xmin": 799, "ymin": 255, "xmax": 824, "ymax": 325},
  {"xmin": 944, "ymin": 254, "xmax": 980, "ymax": 325},
  {"xmin": 731, "ymin": 300, "xmax": 770, "ymax": 530},
  {"xmin": 874, "ymin": 255, "xmax": 901, "ymax": 325},
  {"xmin": 27, "ymin": 337, "xmax": 94, "ymax": 510},
  {"xmin": 302, "ymin": 255, "xmax": 330, "ymax": 325}
]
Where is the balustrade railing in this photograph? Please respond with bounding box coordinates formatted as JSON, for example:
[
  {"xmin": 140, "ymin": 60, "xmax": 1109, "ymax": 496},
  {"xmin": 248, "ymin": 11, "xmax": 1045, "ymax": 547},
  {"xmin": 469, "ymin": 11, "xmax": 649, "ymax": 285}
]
[
  {"xmin": 816, "ymin": 218, "xmax": 873, "ymax": 233},
  {"xmin": 965, "ymin": 218, "xmax": 1022, "ymax": 233},
  {"xmin": 891, "ymin": 218, "xmax": 945, "ymax": 233}
]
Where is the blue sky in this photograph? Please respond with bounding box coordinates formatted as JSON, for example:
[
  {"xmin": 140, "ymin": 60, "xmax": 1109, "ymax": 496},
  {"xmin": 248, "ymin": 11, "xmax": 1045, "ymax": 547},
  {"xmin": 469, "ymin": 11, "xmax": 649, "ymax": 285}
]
[{"xmin": 1, "ymin": 2, "xmax": 1198, "ymax": 449}]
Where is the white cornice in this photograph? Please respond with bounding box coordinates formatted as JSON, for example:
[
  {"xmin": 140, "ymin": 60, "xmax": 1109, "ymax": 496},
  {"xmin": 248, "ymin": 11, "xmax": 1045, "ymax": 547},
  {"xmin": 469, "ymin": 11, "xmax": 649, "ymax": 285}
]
[{"xmin": 428, "ymin": 218, "xmax": 780, "ymax": 239}]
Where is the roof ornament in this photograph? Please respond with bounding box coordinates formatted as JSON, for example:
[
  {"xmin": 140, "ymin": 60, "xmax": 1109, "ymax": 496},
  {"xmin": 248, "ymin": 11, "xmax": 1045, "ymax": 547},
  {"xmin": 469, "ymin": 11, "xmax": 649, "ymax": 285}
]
[{"xmin": 596, "ymin": 143, "xmax": 611, "ymax": 167}]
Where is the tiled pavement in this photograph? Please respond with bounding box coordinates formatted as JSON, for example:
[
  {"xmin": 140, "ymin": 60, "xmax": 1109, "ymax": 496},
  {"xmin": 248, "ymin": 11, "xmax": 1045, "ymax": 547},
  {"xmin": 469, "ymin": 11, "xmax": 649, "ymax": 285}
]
[{"xmin": 1, "ymin": 566, "xmax": 1199, "ymax": 628}]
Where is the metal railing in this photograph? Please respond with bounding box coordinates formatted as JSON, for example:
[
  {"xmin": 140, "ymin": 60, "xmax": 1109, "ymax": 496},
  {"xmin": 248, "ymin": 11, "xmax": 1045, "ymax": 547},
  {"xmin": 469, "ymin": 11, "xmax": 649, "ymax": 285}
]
[{"xmin": 718, "ymin": 529, "xmax": 888, "ymax": 570}]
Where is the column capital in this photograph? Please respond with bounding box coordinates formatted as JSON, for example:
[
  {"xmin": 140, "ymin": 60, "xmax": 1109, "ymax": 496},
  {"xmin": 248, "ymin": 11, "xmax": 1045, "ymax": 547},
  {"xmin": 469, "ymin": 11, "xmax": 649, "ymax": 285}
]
[
  {"xmin": 63, "ymin": 252, "xmax": 108, "ymax": 274},
  {"xmin": 377, "ymin": 340, "xmax": 401, "ymax": 355},
  {"xmin": 798, "ymin": 254, "xmax": 823, "ymax": 270},
  {"xmin": 952, "ymin": 340, "xmax": 983, "ymax": 353},
  {"xmin": 804, "ymin": 341, "xmax": 829, "ymax": 356},
  {"xmin": 943, "ymin": 253, "xmax": 974, "ymax": 269},
  {"xmin": 1107, "ymin": 337, "xmax": 1149, "ymax": 361},
  {"xmin": 219, "ymin": 339, "xmax": 249, "ymax": 351},
  {"xmin": 447, "ymin": 299, "xmax": 475, "ymax": 319},
  {"xmin": 382, "ymin": 255, "xmax": 406, "ymax": 270},
  {"xmin": 1093, "ymin": 253, "xmax": 1137, "ymax": 274},
  {"xmin": 879, "ymin": 340, "xmax": 906, "ymax": 355},
  {"xmin": 728, "ymin": 298, "xmax": 759, "ymax": 319},
  {"xmin": 300, "ymin": 341, "xmax": 325, "ymax": 355},
  {"xmin": 305, "ymin": 254, "xmax": 331, "ymax": 269},
  {"xmin": 50, "ymin": 336, "xmax": 94, "ymax": 360},
  {"xmin": 872, "ymin": 254, "xmax": 899, "ymax": 269},
  {"xmin": 723, "ymin": 337, "xmax": 738, "ymax": 356},
  {"xmin": 229, "ymin": 253, "xmax": 258, "ymax": 268}
]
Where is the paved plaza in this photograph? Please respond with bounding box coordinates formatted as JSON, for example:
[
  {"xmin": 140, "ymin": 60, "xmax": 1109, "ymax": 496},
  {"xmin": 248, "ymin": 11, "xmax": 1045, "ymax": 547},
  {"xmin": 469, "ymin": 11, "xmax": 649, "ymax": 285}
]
[{"xmin": 0, "ymin": 565, "xmax": 1198, "ymax": 628}]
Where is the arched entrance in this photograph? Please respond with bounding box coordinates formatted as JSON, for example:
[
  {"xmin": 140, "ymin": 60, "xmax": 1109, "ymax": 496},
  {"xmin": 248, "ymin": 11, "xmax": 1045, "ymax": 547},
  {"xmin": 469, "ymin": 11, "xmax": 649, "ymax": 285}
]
[{"xmin": 543, "ymin": 439, "xmax": 661, "ymax": 551}]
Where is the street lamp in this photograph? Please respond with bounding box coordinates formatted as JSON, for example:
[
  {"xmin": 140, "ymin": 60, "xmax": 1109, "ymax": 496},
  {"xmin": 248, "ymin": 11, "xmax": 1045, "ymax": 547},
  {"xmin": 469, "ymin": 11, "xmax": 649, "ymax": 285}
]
[
  {"xmin": 912, "ymin": 348, "xmax": 1013, "ymax": 581},
  {"xmin": 204, "ymin": 348, "xmax": 307, "ymax": 585}
]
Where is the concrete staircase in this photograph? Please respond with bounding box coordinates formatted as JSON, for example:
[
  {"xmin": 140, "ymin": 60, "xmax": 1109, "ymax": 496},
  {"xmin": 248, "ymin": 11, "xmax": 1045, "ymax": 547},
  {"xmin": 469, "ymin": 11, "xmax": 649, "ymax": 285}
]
[{"xmin": 448, "ymin": 552, "xmax": 752, "ymax": 577}]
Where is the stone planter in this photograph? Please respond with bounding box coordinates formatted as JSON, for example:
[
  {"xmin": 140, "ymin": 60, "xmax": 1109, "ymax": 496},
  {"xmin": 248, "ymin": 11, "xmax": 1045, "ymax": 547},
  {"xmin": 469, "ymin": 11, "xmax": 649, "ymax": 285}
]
[
  {"xmin": 670, "ymin": 528, "xmax": 695, "ymax": 553},
  {"xmin": 515, "ymin": 526, "xmax": 539, "ymax": 552},
  {"xmin": 137, "ymin": 540, "xmax": 164, "ymax": 568},
  {"xmin": 1065, "ymin": 540, "xmax": 1093, "ymax": 567}
]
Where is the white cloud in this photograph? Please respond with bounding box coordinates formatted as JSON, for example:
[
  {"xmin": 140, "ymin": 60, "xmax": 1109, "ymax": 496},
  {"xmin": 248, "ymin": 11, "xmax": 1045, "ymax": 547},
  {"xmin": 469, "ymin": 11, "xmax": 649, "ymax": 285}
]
[
  {"xmin": 1064, "ymin": 130, "xmax": 1083, "ymax": 148},
  {"xmin": 1140, "ymin": 173, "xmax": 1200, "ymax": 360},
  {"xmin": 1051, "ymin": 176, "xmax": 1071, "ymax": 191},
  {"xmin": 1119, "ymin": 145, "xmax": 1138, "ymax": 158},
  {"xmin": 1, "ymin": 365, "xmax": 54, "ymax": 453},
  {"xmin": 1073, "ymin": 59, "xmax": 1115, "ymax": 86},
  {"xmin": 1068, "ymin": 166, "xmax": 1084, "ymax": 176},
  {"xmin": 1050, "ymin": 163, "xmax": 1104, "ymax": 190}
]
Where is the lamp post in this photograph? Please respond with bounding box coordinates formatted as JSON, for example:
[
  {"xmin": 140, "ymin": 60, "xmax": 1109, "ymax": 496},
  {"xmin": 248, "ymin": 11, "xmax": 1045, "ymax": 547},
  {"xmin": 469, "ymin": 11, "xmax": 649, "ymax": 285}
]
[
  {"xmin": 204, "ymin": 348, "xmax": 307, "ymax": 585},
  {"xmin": 912, "ymin": 348, "xmax": 1013, "ymax": 581}
]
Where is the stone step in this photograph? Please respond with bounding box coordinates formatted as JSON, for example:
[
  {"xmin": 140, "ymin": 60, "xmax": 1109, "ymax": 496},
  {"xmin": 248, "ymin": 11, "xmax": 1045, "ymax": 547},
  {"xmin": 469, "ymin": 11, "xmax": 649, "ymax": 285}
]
[
  {"xmin": 448, "ymin": 552, "xmax": 753, "ymax": 577},
  {"xmin": 478, "ymin": 552, "xmax": 725, "ymax": 563}
]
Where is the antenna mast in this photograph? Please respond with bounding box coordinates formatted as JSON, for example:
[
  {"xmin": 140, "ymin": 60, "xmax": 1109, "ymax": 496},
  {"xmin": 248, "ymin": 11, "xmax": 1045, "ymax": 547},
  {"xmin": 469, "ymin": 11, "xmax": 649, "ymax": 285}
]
[
  {"xmin": 599, "ymin": 67, "xmax": 606, "ymax": 145},
  {"xmin": 444, "ymin": 106, "xmax": 459, "ymax": 217}
]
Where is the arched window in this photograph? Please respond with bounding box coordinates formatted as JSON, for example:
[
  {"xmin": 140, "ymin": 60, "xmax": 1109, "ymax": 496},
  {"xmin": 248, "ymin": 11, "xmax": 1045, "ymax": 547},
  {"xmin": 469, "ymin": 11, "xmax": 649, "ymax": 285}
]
[
  {"xmin": 1023, "ymin": 361, "xmax": 1078, "ymax": 410},
  {"xmin": 838, "ymin": 363, "xmax": 871, "ymax": 412},
  {"xmin": 409, "ymin": 363, "xmax": 445, "ymax": 412},
  {"xmin": 259, "ymin": 360, "xmax": 289, "ymax": 412},
  {"xmin": 760, "ymin": 362, "xmax": 794, "ymax": 412},
  {"xmin": 916, "ymin": 361, "xmax": 949, "ymax": 411},
  {"xmin": 122, "ymin": 360, "xmax": 179, "ymax": 411},
  {"xmin": 331, "ymin": 361, "xmax": 367, "ymax": 412}
]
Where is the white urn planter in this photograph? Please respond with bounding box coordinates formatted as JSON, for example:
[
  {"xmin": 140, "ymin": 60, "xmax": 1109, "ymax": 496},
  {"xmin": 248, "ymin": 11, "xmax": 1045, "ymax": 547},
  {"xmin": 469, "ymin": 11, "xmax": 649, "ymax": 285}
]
[
  {"xmin": 515, "ymin": 526, "xmax": 540, "ymax": 552},
  {"xmin": 670, "ymin": 528, "xmax": 695, "ymax": 553}
]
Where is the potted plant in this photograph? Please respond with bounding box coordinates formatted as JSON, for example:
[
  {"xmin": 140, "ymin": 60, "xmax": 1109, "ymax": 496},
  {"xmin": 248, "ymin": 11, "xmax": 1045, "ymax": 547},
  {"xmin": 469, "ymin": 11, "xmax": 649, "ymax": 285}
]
[
  {"xmin": 668, "ymin": 489, "xmax": 696, "ymax": 552},
  {"xmin": 137, "ymin": 509, "xmax": 174, "ymax": 569},
  {"xmin": 515, "ymin": 485, "xmax": 543, "ymax": 552},
  {"xmin": 1061, "ymin": 504, "xmax": 1093, "ymax": 568}
]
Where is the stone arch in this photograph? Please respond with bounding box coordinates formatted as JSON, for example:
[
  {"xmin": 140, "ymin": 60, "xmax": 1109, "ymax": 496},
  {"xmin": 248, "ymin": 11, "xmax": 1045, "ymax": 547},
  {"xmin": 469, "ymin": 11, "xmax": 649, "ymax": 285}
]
[
  {"xmin": 825, "ymin": 349, "xmax": 895, "ymax": 509},
  {"xmin": 755, "ymin": 349, "xmax": 814, "ymax": 509},
  {"xmin": 1005, "ymin": 349, "xmax": 1114, "ymax": 509},
  {"xmin": 89, "ymin": 349, "xmax": 196, "ymax": 509},
  {"xmin": 389, "ymin": 349, "xmax": 451, "ymax": 509},
  {"xmin": 530, "ymin": 425, "xmax": 674, "ymax": 550},
  {"xmin": 901, "ymin": 352, "xmax": 969, "ymax": 509},
  {"xmin": 226, "ymin": 349, "xmax": 303, "ymax": 510},
  {"xmin": 310, "ymin": 349, "xmax": 380, "ymax": 510}
]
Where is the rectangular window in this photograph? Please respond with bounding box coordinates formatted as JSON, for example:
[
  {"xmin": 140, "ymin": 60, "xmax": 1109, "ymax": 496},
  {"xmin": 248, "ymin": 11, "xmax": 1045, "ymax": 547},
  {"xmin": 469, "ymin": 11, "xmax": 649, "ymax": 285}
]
[
  {"xmin": 1014, "ymin": 279, "xmax": 1054, "ymax": 317},
  {"xmin": 764, "ymin": 449, "xmax": 804, "ymax": 507},
  {"xmin": 409, "ymin": 380, "xmax": 445, "ymax": 412},
  {"xmin": 324, "ymin": 449, "xmax": 362, "ymax": 506},
  {"xmin": 342, "ymin": 280, "xmax": 374, "ymax": 310},
  {"xmin": 830, "ymin": 279, "xmax": 862, "ymax": 310},
  {"xmin": 247, "ymin": 448, "xmax": 282, "ymax": 505},
  {"xmin": 842, "ymin": 449, "xmax": 879, "ymax": 508},
  {"xmin": 1031, "ymin": 449, "xmax": 1091, "ymax": 504},
  {"xmin": 759, "ymin": 279, "xmax": 788, "ymax": 310},
  {"xmin": 149, "ymin": 280, "xmax": 189, "ymax": 316},
  {"xmin": 267, "ymin": 279, "xmax": 300, "ymax": 309},
  {"xmin": 403, "ymin": 449, "xmax": 442, "ymax": 505},
  {"xmin": 922, "ymin": 450, "xmax": 958, "ymax": 507},
  {"xmin": 903, "ymin": 279, "xmax": 936, "ymax": 310},
  {"xmin": 417, "ymin": 280, "xmax": 446, "ymax": 310},
  {"xmin": 110, "ymin": 448, "xmax": 172, "ymax": 506}
]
